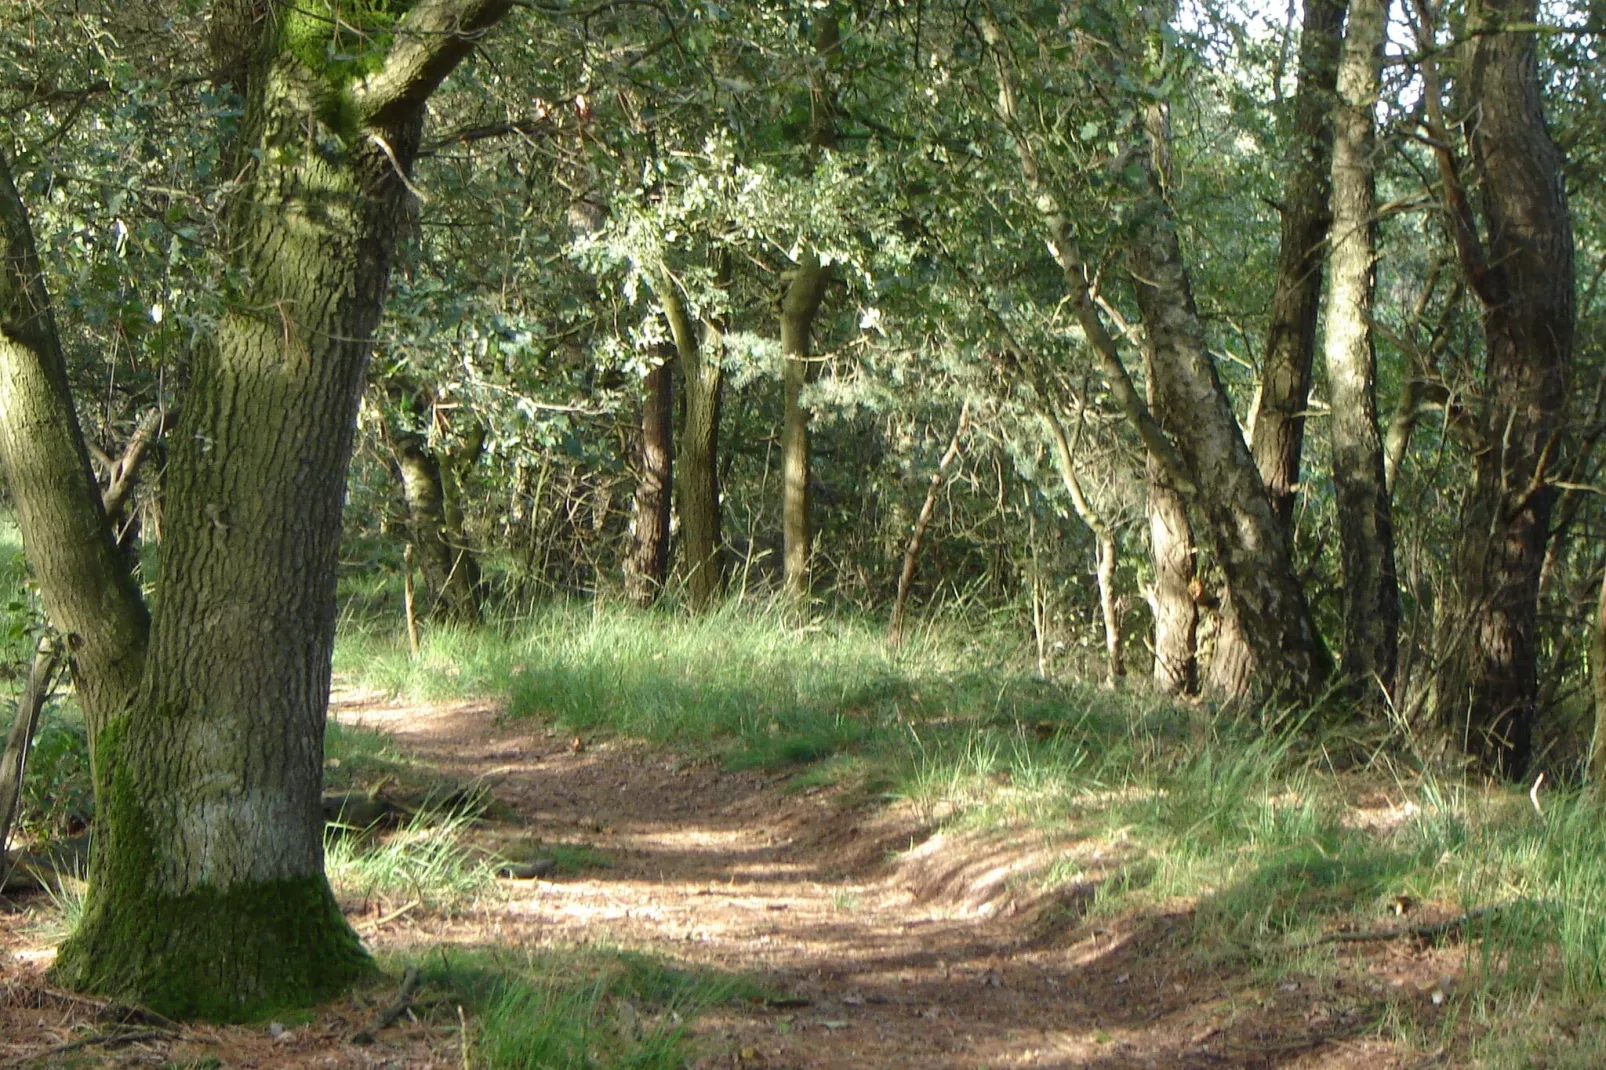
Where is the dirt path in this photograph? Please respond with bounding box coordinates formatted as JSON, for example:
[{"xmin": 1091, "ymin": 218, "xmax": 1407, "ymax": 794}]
[
  {"xmin": 0, "ymin": 692, "xmax": 1457, "ymax": 1068},
  {"xmin": 334, "ymin": 692, "xmax": 1436, "ymax": 1070}
]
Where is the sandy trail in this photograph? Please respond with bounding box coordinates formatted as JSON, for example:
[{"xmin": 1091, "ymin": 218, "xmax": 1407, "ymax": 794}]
[{"xmin": 335, "ymin": 692, "xmax": 1426, "ymax": 1070}]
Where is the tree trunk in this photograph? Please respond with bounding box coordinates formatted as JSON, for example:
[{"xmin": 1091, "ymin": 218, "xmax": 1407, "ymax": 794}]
[
  {"xmin": 1418, "ymin": 0, "xmax": 1573, "ymax": 776},
  {"xmin": 624, "ymin": 353, "xmax": 675, "ymax": 607},
  {"xmin": 781, "ymin": 252, "xmax": 830, "ymax": 600},
  {"xmin": 0, "ymin": 152, "xmax": 150, "ymax": 748},
  {"xmin": 1322, "ymin": 0, "xmax": 1398, "ymax": 702},
  {"xmin": 890, "ymin": 402, "xmax": 970, "ymax": 647},
  {"xmin": 662, "ymin": 265, "xmax": 727, "ymax": 610},
  {"xmin": 1247, "ymin": 0, "xmax": 1348, "ymax": 527},
  {"xmin": 1143, "ymin": 350, "xmax": 1198, "ymax": 695},
  {"xmin": 1039, "ymin": 410, "xmax": 1125, "ymax": 686},
  {"xmin": 1129, "ymin": 114, "xmax": 1330, "ymax": 702},
  {"xmin": 1590, "ymin": 564, "xmax": 1606, "ymax": 790},
  {"xmin": 44, "ymin": 0, "xmax": 511, "ymax": 1017},
  {"xmin": 393, "ymin": 430, "xmax": 483, "ymax": 624}
]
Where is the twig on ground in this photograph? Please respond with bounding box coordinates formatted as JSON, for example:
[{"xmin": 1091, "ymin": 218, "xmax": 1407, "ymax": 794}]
[
  {"xmin": 350, "ymin": 965, "xmax": 423, "ymax": 1044},
  {"xmin": 0, "ymin": 1027, "xmax": 174, "ymax": 1068}
]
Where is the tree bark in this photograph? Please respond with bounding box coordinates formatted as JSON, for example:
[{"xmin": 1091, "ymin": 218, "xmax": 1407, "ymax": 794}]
[
  {"xmin": 1590, "ymin": 564, "xmax": 1606, "ymax": 790},
  {"xmin": 624, "ymin": 352, "xmax": 675, "ymax": 607},
  {"xmin": 662, "ymin": 264, "xmax": 727, "ymax": 610},
  {"xmin": 1417, "ymin": 0, "xmax": 1573, "ymax": 776},
  {"xmin": 1129, "ymin": 112, "xmax": 1330, "ymax": 702},
  {"xmin": 780, "ymin": 252, "xmax": 829, "ymax": 600},
  {"xmin": 1247, "ymin": 0, "xmax": 1348, "ymax": 528},
  {"xmin": 1143, "ymin": 350, "xmax": 1198, "ymax": 695},
  {"xmin": 1040, "ymin": 410, "xmax": 1125, "ymax": 686},
  {"xmin": 1322, "ymin": 0, "xmax": 1398, "ymax": 702},
  {"xmin": 0, "ymin": 151, "xmax": 150, "ymax": 747},
  {"xmin": 43, "ymin": 0, "xmax": 511, "ymax": 1018}
]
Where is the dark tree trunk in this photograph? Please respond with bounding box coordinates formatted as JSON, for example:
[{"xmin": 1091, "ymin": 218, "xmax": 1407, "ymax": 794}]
[
  {"xmin": 1247, "ymin": 0, "xmax": 1348, "ymax": 528},
  {"xmin": 25, "ymin": 0, "xmax": 512, "ymax": 1018},
  {"xmin": 1323, "ymin": 0, "xmax": 1398, "ymax": 702},
  {"xmin": 890, "ymin": 402, "xmax": 970, "ymax": 647},
  {"xmin": 780, "ymin": 253, "xmax": 830, "ymax": 600},
  {"xmin": 1419, "ymin": 0, "xmax": 1573, "ymax": 776},
  {"xmin": 624, "ymin": 353, "xmax": 675, "ymax": 607}
]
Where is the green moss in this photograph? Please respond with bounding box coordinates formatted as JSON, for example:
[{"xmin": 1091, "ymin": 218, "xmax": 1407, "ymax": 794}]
[
  {"xmin": 283, "ymin": 0, "xmax": 407, "ymax": 83},
  {"xmin": 53, "ymin": 716, "xmax": 373, "ymax": 1021}
]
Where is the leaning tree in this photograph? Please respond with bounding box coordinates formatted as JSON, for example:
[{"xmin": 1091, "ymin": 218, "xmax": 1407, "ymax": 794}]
[{"xmin": 0, "ymin": 0, "xmax": 510, "ymax": 1017}]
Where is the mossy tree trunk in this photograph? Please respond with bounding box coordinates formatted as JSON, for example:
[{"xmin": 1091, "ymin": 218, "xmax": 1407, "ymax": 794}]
[
  {"xmin": 624, "ymin": 352, "xmax": 675, "ymax": 607},
  {"xmin": 0, "ymin": 0, "xmax": 511, "ymax": 1019},
  {"xmin": 1323, "ymin": 0, "xmax": 1398, "ymax": 703}
]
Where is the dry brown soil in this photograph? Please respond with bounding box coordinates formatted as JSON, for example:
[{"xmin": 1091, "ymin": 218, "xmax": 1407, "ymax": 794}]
[{"xmin": 1, "ymin": 691, "xmax": 1470, "ymax": 1069}]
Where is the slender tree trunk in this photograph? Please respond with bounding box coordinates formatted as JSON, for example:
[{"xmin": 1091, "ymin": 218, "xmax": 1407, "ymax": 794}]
[
  {"xmin": 1039, "ymin": 411, "xmax": 1125, "ymax": 686},
  {"xmin": 1590, "ymin": 564, "xmax": 1606, "ymax": 790},
  {"xmin": 1144, "ymin": 350, "xmax": 1198, "ymax": 695},
  {"xmin": 890, "ymin": 402, "xmax": 970, "ymax": 647},
  {"xmin": 0, "ymin": 642, "xmax": 62, "ymax": 862},
  {"xmin": 781, "ymin": 253, "xmax": 830, "ymax": 600},
  {"xmin": 46, "ymin": 0, "xmax": 511, "ymax": 1016},
  {"xmin": 1247, "ymin": 0, "xmax": 1348, "ymax": 527},
  {"xmin": 1322, "ymin": 0, "xmax": 1398, "ymax": 702},
  {"xmin": 662, "ymin": 265, "xmax": 727, "ymax": 610},
  {"xmin": 624, "ymin": 353, "xmax": 675, "ymax": 607},
  {"xmin": 1416, "ymin": 0, "xmax": 1573, "ymax": 776},
  {"xmin": 393, "ymin": 431, "xmax": 482, "ymax": 624},
  {"xmin": 1130, "ymin": 111, "xmax": 1330, "ymax": 702}
]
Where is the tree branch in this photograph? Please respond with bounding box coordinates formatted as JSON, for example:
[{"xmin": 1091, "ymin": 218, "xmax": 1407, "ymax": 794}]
[{"xmin": 353, "ymin": 0, "xmax": 514, "ymax": 130}]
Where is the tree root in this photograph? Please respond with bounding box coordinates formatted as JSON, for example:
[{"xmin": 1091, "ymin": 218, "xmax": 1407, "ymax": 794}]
[{"xmin": 350, "ymin": 966, "xmax": 422, "ymax": 1045}]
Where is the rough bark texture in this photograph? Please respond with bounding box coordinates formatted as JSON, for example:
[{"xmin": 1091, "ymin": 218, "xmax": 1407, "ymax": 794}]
[
  {"xmin": 1247, "ymin": 0, "xmax": 1348, "ymax": 528},
  {"xmin": 1143, "ymin": 350, "xmax": 1197, "ymax": 695},
  {"xmin": 1128, "ymin": 148, "xmax": 1329, "ymax": 702},
  {"xmin": 0, "ymin": 152, "xmax": 150, "ymax": 743},
  {"xmin": 48, "ymin": 0, "xmax": 511, "ymax": 1017},
  {"xmin": 624, "ymin": 354, "xmax": 674, "ymax": 607},
  {"xmin": 662, "ymin": 268, "xmax": 726, "ymax": 610},
  {"xmin": 1323, "ymin": 0, "xmax": 1398, "ymax": 702},
  {"xmin": 1428, "ymin": 0, "xmax": 1573, "ymax": 776},
  {"xmin": 781, "ymin": 252, "xmax": 829, "ymax": 600}
]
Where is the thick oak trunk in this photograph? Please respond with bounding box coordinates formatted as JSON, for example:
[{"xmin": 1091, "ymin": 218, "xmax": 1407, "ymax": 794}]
[
  {"xmin": 780, "ymin": 253, "xmax": 829, "ymax": 600},
  {"xmin": 47, "ymin": 0, "xmax": 510, "ymax": 1017},
  {"xmin": 1323, "ymin": 0, "xmax": 1398, "ymax": 702},
  {"xmin": 624, "ymin": 354, "xmax": 675, "ymax": 607},
  {"xmin": 1247, "ymin": 0, "xmax": 1348, "ymax": 527}
]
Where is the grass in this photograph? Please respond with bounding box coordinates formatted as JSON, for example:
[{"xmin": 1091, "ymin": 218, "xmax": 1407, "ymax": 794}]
[
  {"xmin": 325, "ymin": 807, "xmax": 497, "ymax": 914},
  {"xmin": 330, "ymin": 598, "xmax": 1606, "ymax": 1067},
  {"xmin": 407, "ymin": 945, "xmax": 761, "ymax": 1069}
]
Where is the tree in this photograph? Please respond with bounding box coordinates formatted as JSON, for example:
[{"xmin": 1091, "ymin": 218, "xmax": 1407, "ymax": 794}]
[
  {"xmin": 0, "ymin": 0, "xmax": 511, "ymax": 1017},
  {"xmin": 1322, "ymin": 0, "xmax": 1398, "ymax": 700},
  {"xmin": 1416, "ymin": 0, "xmax": 1574, "ymax": 775}
]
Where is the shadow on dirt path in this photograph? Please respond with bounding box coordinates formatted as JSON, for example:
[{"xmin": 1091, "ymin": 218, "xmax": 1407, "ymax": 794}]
[{"xmin": 335, "ymin": 691, "xmax": 1446, "ymax": 1070}]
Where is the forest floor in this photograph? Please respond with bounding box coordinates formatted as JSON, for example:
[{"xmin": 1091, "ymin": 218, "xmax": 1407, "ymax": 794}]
[{"xmin": 0, "ymin": 688, "xmax": 1477, "ymax": 1069}]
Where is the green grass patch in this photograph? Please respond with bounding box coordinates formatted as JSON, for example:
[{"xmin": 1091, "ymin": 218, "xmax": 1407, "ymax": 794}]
[
  {"xmin": 407, "ymin": 946, "xmax": 760, "ymax": 1069},
  {"xmin": 326, "ymin": 808, "xmax": 495, "ymax": 914}
]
